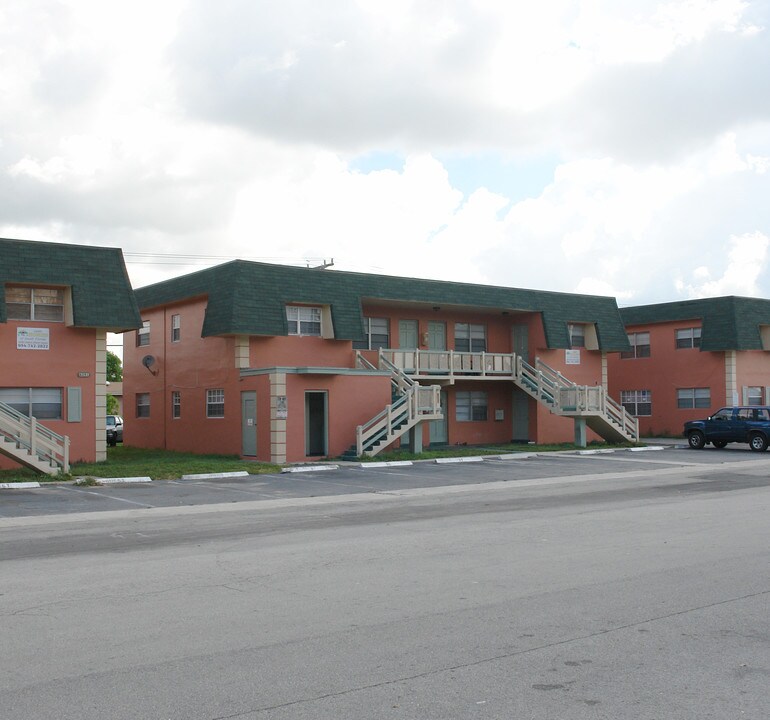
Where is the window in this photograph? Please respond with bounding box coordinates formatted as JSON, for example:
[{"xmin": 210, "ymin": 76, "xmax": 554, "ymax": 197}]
[
  {"xmin": 136, "ymin": 393, "xmax": 150, "ymax": 418},
  {"xmin": 620, "ymin": 332, "xmax": 650, "ymax": 359},
  {"xmin": 620, "ymin": 390, "xmax": 652, "ymax": 416},
  {"xmin": 455, "ymin": 323, "xmax": 486, "ymax": 352},
  {"xmin": 171, "ymin": 314, "xmax": 180, "ymax": 342},
  {"xmin": 171, "ymin": 391, "xmax": 181, "ymax": 418},
  {"xmin": 353, "ymin": 317, "xmax": 390, "ymax": 350},
  {"xmin": 286, "ymin": 306, "xmax": 321, "ymax": 336},
  {"xmin": 5, "ymin": 286, "xmax": 64, "ymax": 322},
  {"xmin": 207, "ymin": 389, "xmax": 225, "ymax": 418},
  {"xmin": 675, "ymin": 327, "xmax": 701, "ymax": 349},
  {"xmin": 137, "ymin": 320, "xmax": 150, "ymax": 347},
  {"xmin": 677, "ymin": 387, "xmax": 710, "ymax": 409},
  {"xmin": 0, "ymin": 388, "xmax": 62, "ymax": 419},
  {"xmin": 568, "ymin": 324, "xmax": 585, "ymax": 348},
  {"xmin": 456, "ymin": 391, "xmax": 488, "ymax": 421},
  {"xmin": 746, "ymin": 386, "xmax": 764, "ymax": 406}
]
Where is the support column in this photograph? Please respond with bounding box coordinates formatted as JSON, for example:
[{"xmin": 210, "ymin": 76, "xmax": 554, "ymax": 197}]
[
  {"xmin": 574, "ymin": 417, "xmax": 587, "ymax": 448},
  {"xmin": 269, "ymin": 372, "xmax": 287, "ymax": 464},
  {"xmin": 95, "ymin": 330, "xmax": 107, "ymax": 462},
  {"xmin": 407, "ymin": 424, "xmax": 423, "ymax": 454},
  {"xmin": 724, "ymin": 351, "xmax": 738, "ymax": 406}
]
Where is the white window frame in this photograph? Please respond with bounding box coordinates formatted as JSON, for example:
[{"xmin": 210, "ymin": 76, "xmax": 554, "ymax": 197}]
[
  {"xmin": 286, "ymin": 305, "xmax": 322, "ymax": 337},
  {"xmin": 568, "ymin": 323, "xmax": 586, "ymax": 348},
  {"xmin": 0, "ymin": 387, "xmax": 62, "ymax": 419},
  {"xmin": 171, "ymin": 314, "xmax": 181, "ymax": 343},
  {"xmin": 456, "ymin": 391, "xmax": 488, "ymax": 421},
  {"xmin": 353, "ymin": 317, "xmax": 390, "ymax": 350},
  {"xmin": 621, "ymin": 332, "xmax": 650, "ymax": 359},
  {"xmin": 746, "ymin": 386, "xmax": 764, "ymax": 406},
  {"xmin": 5, "ymin": 286, "xmax": 64, "ymax": 322},
  {"xmin": 136, "ymin": 392, "xmax": 150, "ymax": 418},
  {"xmin": 137, "ymin": 320, "xmax": 150, "ymax": 347},
  {"xmin": 675, "ymin": 327, "xmax": 701, "ymax": 349},
  {"xmin": 620, "ymin": 390, "xmax": 652, "ymax": 416},
  {"xmin": 206, "ymin": 388, "xmax": 225, "ymax": 418},
  {"xmin": 455, "ymin": 323, "xmax": 486, "ymax": 352},
  {"xmin": 171, "ymin": 390, "xmax": 181, "ymax": 418},
  {"xmin": 677, "ymin": 387, "xmax": 710, "ymax": 409}
]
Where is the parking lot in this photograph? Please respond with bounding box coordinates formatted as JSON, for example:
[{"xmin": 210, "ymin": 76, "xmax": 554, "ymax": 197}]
[{"xmin": 2, "ymin": 444, "xmax": 767, "ymax": 519}]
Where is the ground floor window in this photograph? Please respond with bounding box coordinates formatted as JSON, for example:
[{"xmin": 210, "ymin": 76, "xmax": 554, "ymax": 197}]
[
  {"xmin": 171, "ymin": 391, "xmax": 181, "ymax": 418},
  {"xmin": 746, "ymin": 386, "xmax": 764, "ymax": 406},
  {"xmin": 0, "ymin": 387, "xmax": 62, "ymax": 419},
  {"xmin": 136, "ymin": 393, "xmax": 150, "ymax": 418},
  {"xmin": 677, "ymin": 387, "xmax": 710, "ymax": 409},
  {"xmin": 207, "ymin": 389, "xmax": 225, "ymax": 418},
  {"xmin": 456, "ymin": 391, "xmax": 488, "ymax": 421},
  {"xmin": 620, "ymin": 390, "xmax": 651, "ymax": 416}
]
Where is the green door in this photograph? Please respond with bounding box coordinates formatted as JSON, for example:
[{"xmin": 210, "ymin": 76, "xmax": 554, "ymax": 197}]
[
  {"xmin": 430, "ymin": 390, "xmax": 448, "ymax": 444},
  {"xmin": 241, "ymin": 391, "xmax": 257, "ymax": 456},
  {"xmin": 399, "ymin": 320, "xmax": 418, "ymax": 349},
  {"xmin": 428, "ymin": 321, "xmax": 446, "ymax": 351}
]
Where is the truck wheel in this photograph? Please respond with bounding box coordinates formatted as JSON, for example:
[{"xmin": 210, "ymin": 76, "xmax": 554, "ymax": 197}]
[
  {"xmin": 749, "ymin": 433, "xmax": 768, "ymax": 452},
  {"xmin": 688, "ymin": 431, "xmax": 705, "ymax": 449}
]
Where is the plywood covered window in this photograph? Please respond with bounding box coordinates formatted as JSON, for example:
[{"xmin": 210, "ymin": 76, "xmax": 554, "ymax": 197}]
[{"xmin": 5, "ymin": 286, "xmax": 64, "ymax": 322}]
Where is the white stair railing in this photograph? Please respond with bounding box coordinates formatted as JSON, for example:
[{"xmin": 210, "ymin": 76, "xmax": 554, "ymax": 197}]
[{"xmin": 0, "ymin": 400, "xmax": 70, "ymax": 474}]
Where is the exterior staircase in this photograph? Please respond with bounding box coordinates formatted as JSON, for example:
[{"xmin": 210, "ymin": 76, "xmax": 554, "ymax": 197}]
[
  {"xmin": 512, "ymin": 356, "xmax": 638, "ymax": 443},
  {"xmin": 0, "ymin": 400, "xmax": 70, "ymax": 475},
  {"xmin": 378, "ymin": 349, "xmax": 639, "ymax": 445},
  {"xmin": 354, "ymin": 352, "xmax": 443, "ymax": 457}
]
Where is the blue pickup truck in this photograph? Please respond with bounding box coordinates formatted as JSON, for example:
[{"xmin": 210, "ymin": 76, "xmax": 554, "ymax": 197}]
[{"xmin": 684, "ymin": 406, "xmax": 770, "ymax": 451}]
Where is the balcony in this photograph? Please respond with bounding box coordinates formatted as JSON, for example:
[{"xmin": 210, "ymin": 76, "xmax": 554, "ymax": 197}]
[{"xmin": 379, "ymin": 348, "xmax": 516, "ymax": 383}]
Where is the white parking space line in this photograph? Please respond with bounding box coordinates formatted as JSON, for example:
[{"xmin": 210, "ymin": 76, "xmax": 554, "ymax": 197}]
[{"xmin": 61, "ymin": 485, "xmax": 155, "ymax": 508}]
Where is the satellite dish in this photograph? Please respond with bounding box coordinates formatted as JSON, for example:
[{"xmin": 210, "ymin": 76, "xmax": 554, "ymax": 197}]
[{"xmin": 141, "ymin": 355, "xmax": 156, "ymax": 368}]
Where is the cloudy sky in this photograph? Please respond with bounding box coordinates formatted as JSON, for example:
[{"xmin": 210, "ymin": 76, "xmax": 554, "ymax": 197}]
[{"xmin": 2, "ymin": 0, "xmax": 770, "ymax": 306}]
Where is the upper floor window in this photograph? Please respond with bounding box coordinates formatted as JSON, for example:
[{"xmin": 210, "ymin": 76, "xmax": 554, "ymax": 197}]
[
  {"xmin": 0, "ymin": 387, "xmax": 62, "ymax": 419},
  {"xmin": 171, "ymin": 314, "xmax": 181, "ymax": 342},
  {"xmin": 676, "ymin": 327, "xmax": 701, "ymax": 349},
  {"xmin": 677, "ymin": 387, "xmax": 710, "ymax": 409},
  {"xmin": 568, "ymin": 323, "xmax": 586, "ymax": 348},
  {"xmin": 286, "ymin": 306, "xmax": 321, "ymax": 336},
  {"xmin": 353, "ymin": 317, "xmax": 389, "ymax": 350},
  {"xmin": 455, "ymin": 323, "xmax": 486, "ymax": 352},
  {"xmin": 620, "ymin": 332, "xmax": 650, "ymax": 359},
  {"xmin": 136, "ymin": 320, "xmax": 150, "ymax": 347},
  {"xmin": 620, "ymin": 390, "xmax": 652, "ymax": 416},
  {"xmin": 6, "ymin": 286, "xmax": 64, "ymax": 322}
]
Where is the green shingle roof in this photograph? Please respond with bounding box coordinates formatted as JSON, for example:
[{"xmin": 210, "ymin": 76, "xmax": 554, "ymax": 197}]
[
  {"xmin": 620, "ymin": 296, "xmax": 770, "ymax": 351},
  {"xmin": 0, "ymin": 238, "xmax": 142, "ymax": 331},
  {"xmin": 135, "ymin": 260, "xmax": 631, "ymax": 351}
]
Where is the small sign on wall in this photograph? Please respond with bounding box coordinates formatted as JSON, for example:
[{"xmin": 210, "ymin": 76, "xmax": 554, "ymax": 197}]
[
  {"xmin": 17, "ymin": 327, "xmax": 49, "ymax": 350},
  {"xmin": 565, "ymin": 349, "xmax": 580, "ymax": 365},
  {"xmin": 276, "ymin": 396, "xmax": 288, "ymax": 419}
]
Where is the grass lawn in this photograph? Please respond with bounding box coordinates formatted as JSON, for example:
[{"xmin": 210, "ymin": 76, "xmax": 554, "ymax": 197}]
[{"xmin": 0, "ymin": 446, "xmax": 281, "ymax": 482}]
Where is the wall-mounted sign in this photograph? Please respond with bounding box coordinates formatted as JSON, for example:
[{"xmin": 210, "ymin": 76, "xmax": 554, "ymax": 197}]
[
  {"xmin": 276, "ymin": 396, "xmax": 288, "ymax": 419},
  {"xmin": 77, "ymin": 371, "xmax": 91, "ymax": 378},
  {"xmin": 565, "ymin": 349, "xmax": 581, "ymax": 365},
  {"xmin": 17, "ymin": 327, "xmax": 49, "ymax": 350}
]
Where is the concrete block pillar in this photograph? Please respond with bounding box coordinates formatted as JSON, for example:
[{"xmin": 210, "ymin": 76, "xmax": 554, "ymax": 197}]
[
  {"xmin": 407, "ymin": 424, "xmax": 423, "ymax": 454},
  {"xmin": 574, "ymin": 417, "xmax": 587, "ymax": 448}
]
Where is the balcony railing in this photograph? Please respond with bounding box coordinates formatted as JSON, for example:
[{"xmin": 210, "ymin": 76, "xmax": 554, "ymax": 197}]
[{"xmin": 380, "ymin": 348, "xmax": 515, "ymax": 378}]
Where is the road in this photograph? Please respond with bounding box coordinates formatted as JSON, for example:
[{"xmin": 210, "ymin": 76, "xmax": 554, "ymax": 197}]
[{"xmin": 2, "ymin": 449, "xmax": 769, "ymax": 719}]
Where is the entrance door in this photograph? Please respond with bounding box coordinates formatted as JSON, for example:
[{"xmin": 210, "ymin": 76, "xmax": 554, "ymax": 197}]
[
  {"xmin": 305, "ymin": 391, "xmax": 327, "ymax": 456},
  {"xmin": 512, "ymin": 389, "xmax": 529, "ymax": 442},
  {"xmin": 512, "ymin": 324, "xmax": 528, "ymax": 359},
  {"xmin": 430, "ymin": 390, "xmax": 448, "ymax": 444},
  {"xmin": 241, "ymin": 391, "xmax": 257, "ymax": 456},
  {"xmin": 428, "ymin": 321, "xmax": 446, "ymax": 350},
  {"xmin": 399, "ymin": 320, "xmax": 418, "ymax": 349}
]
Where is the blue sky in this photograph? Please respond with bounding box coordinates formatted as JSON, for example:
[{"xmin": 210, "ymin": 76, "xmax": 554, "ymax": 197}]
[{"xmin": 1, "ymin": 0, "xmax": 769, "ymax": 306}]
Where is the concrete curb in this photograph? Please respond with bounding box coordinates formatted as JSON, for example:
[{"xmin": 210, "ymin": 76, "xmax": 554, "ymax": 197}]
[
  {"xmin": 359, "ymin": 461, "xmax": 414, "ymax": 468},
  {"xmin": 489, "ymin": 453, "xmax": 538, "ymax": 461},
  {"xmin": 282, "ymin": 465, "xmax": 340, "ymax": 473},
  {"xmin": 628, "ymin": 446, "xmax": 666, "ymax": 452},
  {"xmin": 95, "ymin": 477, "xmax": 152, "ymax": 485},
  {"xmin": 181, "ymin": 471, "xmax": 250, "ymax": 480},
  {"xmin": 575, "ymin": 449, "xmax": 616, "ymax": 455},
  {"xmin": 0, "ymin": 481, "xmax": 41, "ymax": 489},
  {"xmin": 434, "ymin": 456, "xmax": 485, "ymax": 464}
]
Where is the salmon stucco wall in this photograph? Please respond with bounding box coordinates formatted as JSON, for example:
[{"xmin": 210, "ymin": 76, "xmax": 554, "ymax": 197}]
[
  {"xmin": 607, "ymin": 320, "xmax": 727, "ymax": 436},
  {"xmin": 736, "ymin": 351, "xmax": 770, "ymax": 404},
  {"xmin": 0, "ymin": 320, "xmax": 100, "ymax": 467}
]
